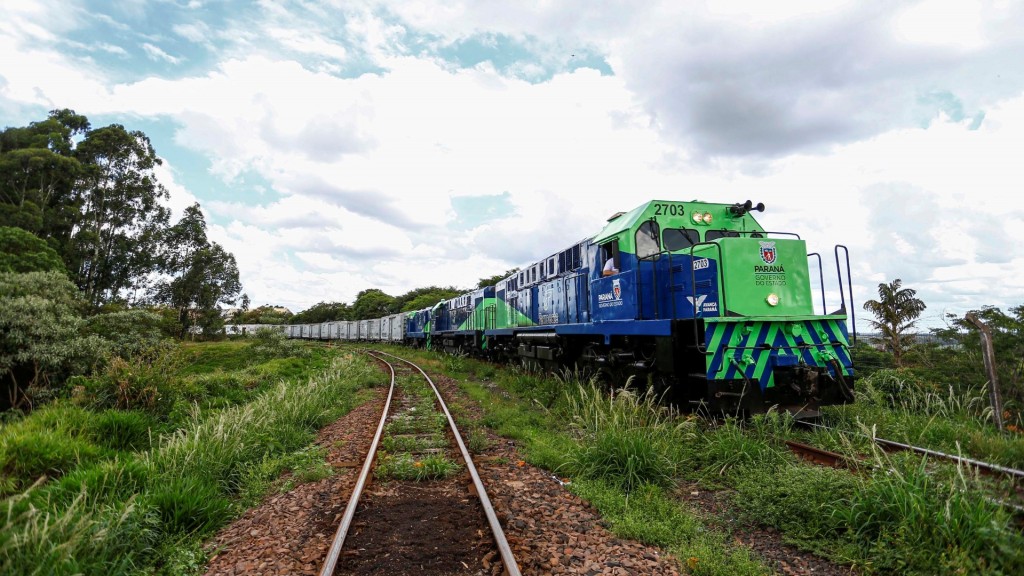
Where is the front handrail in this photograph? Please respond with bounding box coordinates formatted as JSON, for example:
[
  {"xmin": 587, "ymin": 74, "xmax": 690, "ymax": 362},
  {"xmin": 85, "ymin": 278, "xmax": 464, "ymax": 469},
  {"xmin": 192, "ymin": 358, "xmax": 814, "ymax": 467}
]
[{"xmin": 834, "ymin": 245, "xmax": 855, "ymax": 346}]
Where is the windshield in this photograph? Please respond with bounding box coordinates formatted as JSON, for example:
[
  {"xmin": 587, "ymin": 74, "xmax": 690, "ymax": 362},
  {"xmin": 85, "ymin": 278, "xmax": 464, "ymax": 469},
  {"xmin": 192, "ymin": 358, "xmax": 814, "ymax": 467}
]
[{"xmin": 662, "ymin": 227, "xmax": 699, "ymax": 251}]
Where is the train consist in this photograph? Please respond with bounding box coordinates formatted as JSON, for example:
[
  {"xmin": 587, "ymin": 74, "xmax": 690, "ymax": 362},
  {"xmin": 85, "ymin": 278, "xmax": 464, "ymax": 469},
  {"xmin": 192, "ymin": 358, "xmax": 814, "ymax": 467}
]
[{"xmin": 230, "ymin": 199, "xmax": 855, "ymax": 415}]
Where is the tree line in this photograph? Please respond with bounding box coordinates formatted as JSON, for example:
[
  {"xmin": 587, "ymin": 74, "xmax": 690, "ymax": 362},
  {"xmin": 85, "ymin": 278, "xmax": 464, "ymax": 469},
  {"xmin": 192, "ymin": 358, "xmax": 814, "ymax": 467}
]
[{"xmin": 236, "ymin": 268, "xmax": 520, "ymax": 324}]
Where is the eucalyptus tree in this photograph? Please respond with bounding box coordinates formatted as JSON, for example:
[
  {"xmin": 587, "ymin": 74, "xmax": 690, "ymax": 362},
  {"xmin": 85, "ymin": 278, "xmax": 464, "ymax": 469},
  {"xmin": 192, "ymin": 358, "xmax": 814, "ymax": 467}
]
[
  {"xmin": 863, "ymin": 278, "xmax": 927, "ymax": 367},
  {"xmin": 151, "ymin": 203, "xmax": 242, "ymax": 337},
  {"xmin": 70, "ymin": 124, "xmax": 170, "ymax": 308}
]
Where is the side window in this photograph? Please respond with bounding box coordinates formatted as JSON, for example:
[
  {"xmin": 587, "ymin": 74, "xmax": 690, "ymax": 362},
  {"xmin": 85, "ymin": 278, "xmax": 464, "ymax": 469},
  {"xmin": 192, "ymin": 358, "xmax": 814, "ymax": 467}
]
[
  {"xmin": 635, "ymin": 220, "xmax": 661, "ymax": 259},
  {"xmin": 663, "ymin": 228, "xmax": 699, "ymax": 251}
]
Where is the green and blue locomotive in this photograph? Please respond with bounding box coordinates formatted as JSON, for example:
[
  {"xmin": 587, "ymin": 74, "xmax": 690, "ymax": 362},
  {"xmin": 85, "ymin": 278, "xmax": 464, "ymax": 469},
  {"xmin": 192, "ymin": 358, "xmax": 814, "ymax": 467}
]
[{"xmin": 411, "ymin": 199, "xmax": 855, "ymax": 415}]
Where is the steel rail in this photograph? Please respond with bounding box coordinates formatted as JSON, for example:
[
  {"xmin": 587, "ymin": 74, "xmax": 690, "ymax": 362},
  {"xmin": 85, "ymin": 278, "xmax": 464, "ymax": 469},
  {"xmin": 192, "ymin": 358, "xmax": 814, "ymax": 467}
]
[
  {"xmin": 799, "ymin": 420, "xmax": 1024, "ymax": 481},
  {"xmin": 373, "ymin": 349, "xmax": 522, "ymax": 576},
  {"xmin": 784, "ymin": 439, "xmax": 854, "ymax": 469},
  {"xmin": 319, "ymin": 351, "xmax": 395, "ymax": 576}
]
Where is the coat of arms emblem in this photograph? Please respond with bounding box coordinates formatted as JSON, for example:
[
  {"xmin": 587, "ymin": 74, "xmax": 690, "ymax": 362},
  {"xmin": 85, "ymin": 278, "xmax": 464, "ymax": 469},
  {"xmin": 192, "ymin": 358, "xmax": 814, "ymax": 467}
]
[{"xmin": 759, "ymin": 241, "xmax": 777, "ymax": 265}]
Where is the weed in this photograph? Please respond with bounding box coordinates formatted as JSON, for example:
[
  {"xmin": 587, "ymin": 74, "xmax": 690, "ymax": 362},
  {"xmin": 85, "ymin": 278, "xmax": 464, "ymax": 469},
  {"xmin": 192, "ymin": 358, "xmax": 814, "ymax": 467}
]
[
  {"xmin": 562, "ymin": 382, "xmax": 692, "ymax": 491},
  {"xmin": 836, "ymin": 452, "xmax": 1024, "ymax": 574},
  {"xmin": 376, "ymin": 453, "xmax": 461, "ymax": 481}
]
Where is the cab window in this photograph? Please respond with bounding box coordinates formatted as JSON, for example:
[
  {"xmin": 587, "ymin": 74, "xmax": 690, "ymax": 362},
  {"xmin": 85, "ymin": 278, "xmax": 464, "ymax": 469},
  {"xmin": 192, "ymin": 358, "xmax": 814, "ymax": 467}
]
[
  {"xmin": 600, "ymin": 240, "xmax": 620, "ymax": 277},
  {"xmin": 662, "ymin": 228, "xmax": 699, "ymax": 251},
  {"xmin": 705, "ymin": 230, "xmax": 740, "ymax": 241},
  {"xmin": 635, "ymin": 220, "xmax": 661, "ymax": 259}
]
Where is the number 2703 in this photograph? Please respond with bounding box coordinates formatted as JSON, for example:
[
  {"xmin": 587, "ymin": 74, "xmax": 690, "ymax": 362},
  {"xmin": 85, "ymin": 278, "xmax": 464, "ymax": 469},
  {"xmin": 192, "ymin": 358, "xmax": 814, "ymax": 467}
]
[{"xmin": 654, "ymin": 203, "xmax": 684, "ymax": 216}]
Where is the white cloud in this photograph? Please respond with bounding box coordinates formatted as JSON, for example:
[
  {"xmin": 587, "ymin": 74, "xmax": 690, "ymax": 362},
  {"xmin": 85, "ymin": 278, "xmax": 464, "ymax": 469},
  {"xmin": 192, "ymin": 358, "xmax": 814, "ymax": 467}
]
[
  {"xmin": 1, "ymin": 0, "xmax": 1023, "ymax": 330},
  {"xmin": 141, "ymin": 42, "xmax": 183, "ymax": 64}
]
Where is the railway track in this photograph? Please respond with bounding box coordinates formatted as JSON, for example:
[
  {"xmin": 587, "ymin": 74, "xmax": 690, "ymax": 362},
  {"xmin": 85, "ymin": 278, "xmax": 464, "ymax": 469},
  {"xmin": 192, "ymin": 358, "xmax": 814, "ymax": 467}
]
[
  {"xmin": 794, "ymin": 420, "xmax": 1024, "ymax": 482},
  {"xmin": 785, "ymin": 421, "xmax": 1024, "ymax": 519},
  {"xmin": 319, "ymin": 350, "xmax": 521, "ymax": 576}
]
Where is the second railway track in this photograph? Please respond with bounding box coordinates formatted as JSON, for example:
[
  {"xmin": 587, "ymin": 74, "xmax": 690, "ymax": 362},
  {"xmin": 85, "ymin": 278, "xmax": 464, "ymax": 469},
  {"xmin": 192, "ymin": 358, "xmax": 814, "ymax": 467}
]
[{"xmin": 320, "ymin": 350, "xmax": 520, "ymax": 576}]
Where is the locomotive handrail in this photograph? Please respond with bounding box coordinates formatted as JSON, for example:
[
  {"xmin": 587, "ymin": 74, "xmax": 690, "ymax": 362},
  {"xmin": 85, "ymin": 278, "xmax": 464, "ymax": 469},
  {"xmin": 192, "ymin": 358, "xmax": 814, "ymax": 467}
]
[
  {"xmin": 807, "ymin": 253, "xmax": 826, "ymax": 315},
  {"xmin": 834, "ymin": 245, "xmax": 856, "ymax": 346},
  {"xmin": 688, "ymin": 241, "xmax": 726, "ymax": 355}
]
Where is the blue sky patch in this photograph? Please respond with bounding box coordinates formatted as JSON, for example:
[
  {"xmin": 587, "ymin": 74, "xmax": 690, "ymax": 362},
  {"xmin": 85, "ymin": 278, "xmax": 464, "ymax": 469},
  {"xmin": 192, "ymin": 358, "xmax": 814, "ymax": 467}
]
[
  {"xmin": 437, "ymin": 33, "xmax": 612, "ymax": 81},
  {"xmin": 450, "ymin": 192, "xmax": 515, "ymax": 230}
]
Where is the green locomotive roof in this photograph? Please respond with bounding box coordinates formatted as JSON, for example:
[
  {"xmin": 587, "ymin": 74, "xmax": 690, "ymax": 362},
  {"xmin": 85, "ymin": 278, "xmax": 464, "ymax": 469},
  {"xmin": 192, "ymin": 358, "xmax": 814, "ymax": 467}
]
[{"xmin": 591, "ymin": 199, "xmax": 766, "ymax": 245}]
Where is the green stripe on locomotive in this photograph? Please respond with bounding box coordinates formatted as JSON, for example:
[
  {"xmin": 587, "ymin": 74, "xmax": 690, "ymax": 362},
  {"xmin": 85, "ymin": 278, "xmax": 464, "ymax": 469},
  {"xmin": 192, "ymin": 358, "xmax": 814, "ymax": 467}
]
[
  {"xmin": 703, "ymin": 316, "xmax": 853, "ymax": 390},
  {"xmin": 455, "ymin": 297, "xmax": 534, "ymax": 331}
]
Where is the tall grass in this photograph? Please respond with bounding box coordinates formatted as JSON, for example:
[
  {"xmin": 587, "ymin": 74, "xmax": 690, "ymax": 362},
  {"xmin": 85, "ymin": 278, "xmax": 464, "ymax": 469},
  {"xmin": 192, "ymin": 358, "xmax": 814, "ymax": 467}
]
[
  {"xmin": 824, "ymin": 369, "xmax": 1024, "ymax": 467},
  {"xmin": 0, "ymin": 353, "xmax": 374, "ymax": 575},
  {"xmin": 835, "ymin": 450, "xmax": 1024, "ymax": 574},
  {"xmin": 562, "ymin": 380, "xmax": 693, "ymax": 491}
]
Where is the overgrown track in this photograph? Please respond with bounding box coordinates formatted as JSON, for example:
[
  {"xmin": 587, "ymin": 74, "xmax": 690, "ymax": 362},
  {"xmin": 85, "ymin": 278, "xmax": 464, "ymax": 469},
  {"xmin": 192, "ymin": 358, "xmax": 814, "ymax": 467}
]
[
  {"xmin": 319, "ymin": 349, "xmax": 521, "ymax": 576},
  {"xmin": 787, "ymin": 421, "xmax": 1024, "ymax": 518},
  {"xmin": 796, "ymin": 420, "xmax": 1024, "ymax": 482}
]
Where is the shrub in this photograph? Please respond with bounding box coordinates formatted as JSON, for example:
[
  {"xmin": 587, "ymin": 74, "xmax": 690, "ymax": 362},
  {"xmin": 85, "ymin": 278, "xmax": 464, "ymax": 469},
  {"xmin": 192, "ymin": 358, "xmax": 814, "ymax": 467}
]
[
  {"xmin": 71, "ymin": 342, "xmax": 184, "ymax": 414},
  {"xmin": 249, "ymin": 327, "xmax": 308, "ymax": 360},
  {"xmin": 84, "ymin": 309, "xmax": 167, "ymax": 359},
  {"xmin": 0, "ymin": 271, "xmax": 108, "ymax": 410}
]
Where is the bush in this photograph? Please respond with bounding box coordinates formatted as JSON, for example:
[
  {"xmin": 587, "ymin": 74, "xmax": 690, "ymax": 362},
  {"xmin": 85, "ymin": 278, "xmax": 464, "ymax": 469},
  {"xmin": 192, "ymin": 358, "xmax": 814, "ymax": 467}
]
[
  {"xmin": 70, "ymin": 342, "xmax": 184, "ymax": 414},
  {"xmin": 249, "ymin": 327, "xmax": 307, "ymax": 360},
  {"xmin": 84, "ymin": 309, "xmax": 168, "ymax": 359},
  {"xmin": 0, "ymin": 271, "xmax": 108, "ymax": 409}
]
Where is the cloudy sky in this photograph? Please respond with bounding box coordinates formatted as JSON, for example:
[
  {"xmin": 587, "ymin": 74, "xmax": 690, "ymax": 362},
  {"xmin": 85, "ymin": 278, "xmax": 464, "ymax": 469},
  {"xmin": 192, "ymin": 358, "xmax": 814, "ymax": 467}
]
[{"xmin": 2, "ymin": 0, "xmax": 1023, "ymax": 331}]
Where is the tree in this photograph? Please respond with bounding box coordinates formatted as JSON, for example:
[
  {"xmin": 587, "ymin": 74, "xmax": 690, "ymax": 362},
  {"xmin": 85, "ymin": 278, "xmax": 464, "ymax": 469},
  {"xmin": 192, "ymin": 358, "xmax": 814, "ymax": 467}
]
[
  {"xmin": 0, "ymin": 109, "xmax": 88, "ymax": 248},
  {"xmin": 863, "ymin": 279, "xmax": 926, "ymax": 367},
  {"xmin": 151, "ymin": 204, "xmax": 242, "ymax": 338},
  {"xmin": 477, "ymin": 268, "xmax": 518, "ymax": 289},
  {"xmin": 351, "ymin": 289, "xmax": 397, "ymax": 320},
  {"xmin": 394, "ymin": 285, "xmax": 463, "ymax": 312},
  {"xmin": 925, "ymin": 305, "xmax": 1024, "ymax": 409},
  {"xmin": 235, "ymin": 304, "xmax": 294, "ymax": 325},
  {"xmin": 0, "ymin": 226, "xmax": 66, "ymax": 273},
  {"xmin": 290, "ymin": 301, "xmax": 351, "ymax": 323},
  {"xmin": 0, "ymin": 271, "xmax": 107, "ymax": 409},
  {"xmin": 69, "ymin": 123, "xmax": 170, "ymax": 308}
]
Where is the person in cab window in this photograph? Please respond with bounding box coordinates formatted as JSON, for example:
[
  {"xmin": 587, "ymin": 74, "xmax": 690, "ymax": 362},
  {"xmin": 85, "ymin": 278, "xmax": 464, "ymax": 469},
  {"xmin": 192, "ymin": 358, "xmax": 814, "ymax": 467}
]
[{"xmin": 603, "ymin": 255, "xmax": 618, "ymax": 276}]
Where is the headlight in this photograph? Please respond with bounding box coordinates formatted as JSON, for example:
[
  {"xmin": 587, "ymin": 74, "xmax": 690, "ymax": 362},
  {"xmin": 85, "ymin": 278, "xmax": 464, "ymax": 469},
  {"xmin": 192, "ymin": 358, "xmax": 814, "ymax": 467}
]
[
  {"xmin": 691, "ymin": 212, "xmax": 704, "ymax": 224},
  {"xmin": 702, "ymin": 212, "xmax": 713, "ymax": 224},
  {"xmin": 766, "ymin": 293, "xmax": 780, "ymax": 306}
]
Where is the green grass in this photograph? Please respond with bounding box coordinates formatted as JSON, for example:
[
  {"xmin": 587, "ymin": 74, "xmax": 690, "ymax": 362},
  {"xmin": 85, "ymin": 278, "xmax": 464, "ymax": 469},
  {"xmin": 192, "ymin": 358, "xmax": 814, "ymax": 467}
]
[
  {"xmin": 571, "ymin": 479, "xmax": 769, "ymax": 576},
  {"xmin": 562, "ymin": 382, "xmax": 693, "ymax": 491},
  {"xmin": 376, "ymin": 453, "xmax": 461, "ymax": 480},
  {"xmin": 0, "ymin": 347, "xmax": 375, "ymax": 576},
  {"xmin": 821, "ymin": 369, "xmax": 1024, "ymax": 468}
]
